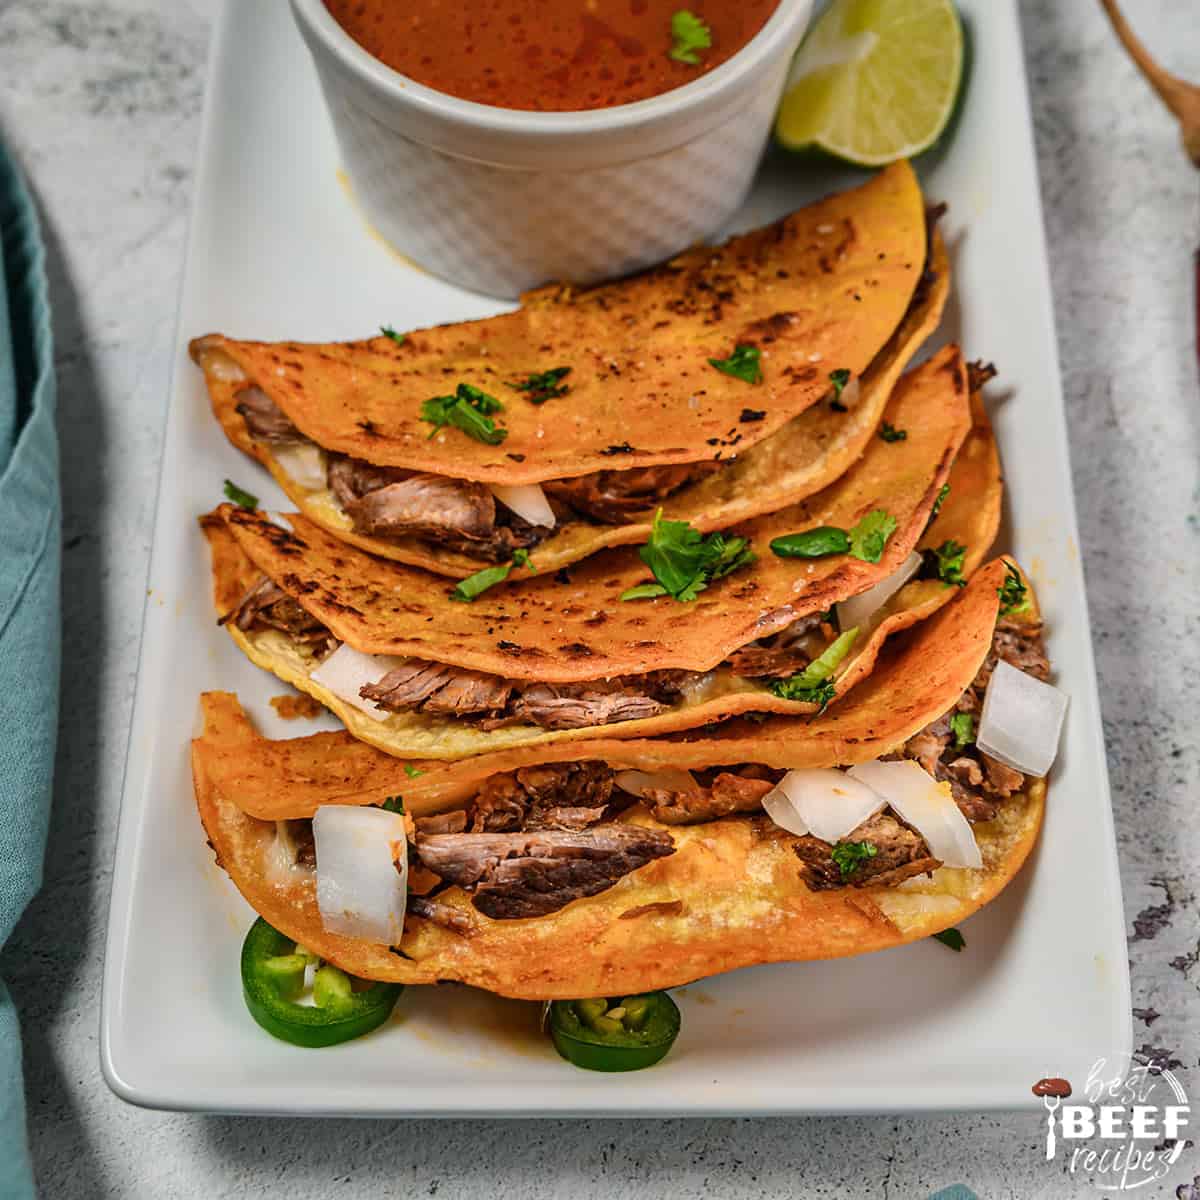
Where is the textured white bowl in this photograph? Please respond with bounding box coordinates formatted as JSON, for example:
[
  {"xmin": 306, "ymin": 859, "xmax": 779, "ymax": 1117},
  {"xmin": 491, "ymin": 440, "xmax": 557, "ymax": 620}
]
[{"xmin": 289, "ymin": 0, "xmax": 813, "ymax": 297}]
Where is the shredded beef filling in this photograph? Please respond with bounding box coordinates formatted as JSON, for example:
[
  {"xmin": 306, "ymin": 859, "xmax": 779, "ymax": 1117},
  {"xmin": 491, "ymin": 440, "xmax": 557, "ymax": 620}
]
[
  {"xmin": 414, "ymin": 825, "xmax": 676, "ymax": 919},
  {"xmin": 794, "ymin": 812, "xmax": 941, "ymax": 891},
  {"xmin": 359, "ymin": 663, "xmax": 687, "ymax": 731},
  {"xmin": 236, "ymin": 385, "xmax": 303, "ymax": 442},
  {"xmin": 544, "ymin": 461, "xmax": 723, "ymax": 524},
  {"xmin": 220, "ymin": 577, "xmax": 332, "ymax": 649},
  {"xmin": 326, "ymin": 454, "xmax": 549, "ymax": 560},
  {"xmin": 405, "ymin": 894, "xmax": 474, "ymax": 934},
  {"xmin": 724, "ymin": 613, "xmax": 828, "ymax": 679},
  {"xmin": 644, "ymin": 770, "xmax": 779, "ymax": 825},
  {"xmin": 471, "ymin": 762, "xmax": 614, "ymax": 832},
  {"xmin": 899, "ymin": 616, "xmax": 1048, "ymax": 822}
]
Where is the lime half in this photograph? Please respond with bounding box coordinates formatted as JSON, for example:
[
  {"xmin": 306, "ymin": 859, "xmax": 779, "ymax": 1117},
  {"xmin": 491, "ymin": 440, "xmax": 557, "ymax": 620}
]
[{"xmin": 776, "ymin": 0, "xmax": 965, "ymax": 166}]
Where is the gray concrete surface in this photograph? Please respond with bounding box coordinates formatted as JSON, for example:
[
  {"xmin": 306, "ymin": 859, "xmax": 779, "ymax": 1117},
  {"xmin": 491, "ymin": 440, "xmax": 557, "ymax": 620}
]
[{"xmin": 1, "ymin": 1, "xmax": 1197, "ymax": 1196}]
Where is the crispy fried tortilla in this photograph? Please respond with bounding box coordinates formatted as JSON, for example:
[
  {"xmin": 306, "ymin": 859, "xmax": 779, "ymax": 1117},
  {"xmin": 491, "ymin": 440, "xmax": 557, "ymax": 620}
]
[
  {"xmin": 191, "ymin": 163, "xmax": 926, "ymax": 486},
  {"xmin": 194, "ymin": 558, "xmax": 1016, "ymax": 821},
  {"xmin": 202, "ymin": 349, "xmax": 973, "ymax": 758},
  {"xmin": 193, "ymin": 564, "xmax": 1044, "ymax": 998},
  {"xmin": 200, "ymin": 231, "xmax": 949, "ymax": 577}
]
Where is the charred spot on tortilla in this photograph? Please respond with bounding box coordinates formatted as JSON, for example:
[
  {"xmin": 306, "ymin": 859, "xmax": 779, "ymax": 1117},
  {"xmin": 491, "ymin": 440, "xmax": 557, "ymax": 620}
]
[
  {"xmin": 739, "ymin": 408, "xmax": 766, "ymax": 423},
  {"xmin": 600, "ymin": 443, "xmax": 635, "ymax": 456},
  {"xmin": 968, "ymin": 360, "xmax": 998, "ymax": 391}
]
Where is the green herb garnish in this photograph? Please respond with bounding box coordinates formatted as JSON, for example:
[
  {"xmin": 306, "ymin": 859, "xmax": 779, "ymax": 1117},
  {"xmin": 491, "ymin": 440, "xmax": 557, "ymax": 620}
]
[
  {"xmin": 879, "ymin": 422, "xmax": 907, "ymax": 443},
  {"xmin": 769, "ymin": 627, "xmax": 859, "ymax": 709},
  {"xmin": 451, "ymin": 548, "xmax": 532, "ymax": 602},
  {"xmin": 421, "ymin": 383, "xmax": 507, "ymax": 445},
  {"xmin": 771, "ymin": 675, "xmax": 835, "ymax": 710},
  {"xmin": 379, "ymin": 795, "xmax": 405, "ymax": 814},
  {"xmin": 831, "ymin": 840, "xmax": 879, "ymax": 880},
  {"xmin": 929, "ymin": 539, "xmax": 968, "ymax": 587},
  {"xmin": 769, "ymin": 526, "xmax": 851, "ymax": 559},
  {"xmin": 669, "ymin": 10, "xmax": 712, "ymax": 64},
  {"xmin": 829, "ymin": 368, "xmax": 851, "ymax": 411},
  {"xmin": 949, "ymin": 712, "xmax": 975, "ymax": 750},
  {"xmin": 223, "ymin": 479, "xmax": 259, "ymax": 510},
  {"xmin": 847, "ymin": 509, "xmax": 897, "ymax": 564},
  {"xmin": 380, "ymin": 326, "xmax": 406, "ymax": 346},
  {"xmin": 929, "ymin": 483, "xmax": 950, "ymax": 521},
  {"xmin": 403, "ymin": 765, "xmax": 424, "ymax": 779},
  {"xmin": 510, "ymin": 366, "xmax": 571, "ymax": 405},
  {"xmin": 708, "ymin": 344, "xmax": 762, "ymax": 384},
  {"xmin": 998, "ymin": 562, "xmax": 1030, "ymax": 616},
  {"xmin": 932, "ymin": 927, "xmax": 966, "ymax": 952},
  {"xmin": 621, "ymin": 509, "xmax": 754, "ymax": 603}
]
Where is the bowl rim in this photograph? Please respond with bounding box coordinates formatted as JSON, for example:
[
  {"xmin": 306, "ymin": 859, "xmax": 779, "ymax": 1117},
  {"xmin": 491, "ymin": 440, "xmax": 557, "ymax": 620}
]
[{"xmin": 289, "ymin": 0, "xmax": 812, "ymax": 141}]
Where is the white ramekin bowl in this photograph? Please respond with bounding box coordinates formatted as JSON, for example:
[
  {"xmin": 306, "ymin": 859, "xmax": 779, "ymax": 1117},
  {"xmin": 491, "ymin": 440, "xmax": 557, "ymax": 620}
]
[{"xmin": 289, "ymin": 0, "xmax": 813, "ymax": 298}]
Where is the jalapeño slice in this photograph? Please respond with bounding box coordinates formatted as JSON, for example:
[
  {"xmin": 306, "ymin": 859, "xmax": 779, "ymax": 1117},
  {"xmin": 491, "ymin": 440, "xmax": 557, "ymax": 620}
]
[
  {"xmin": 240, "ymin": 917, "xmax": 403, "ymax": 1048},
  {"xmin": 548, "ymin": 991, "xmax": 681, "ymax": 1072}
]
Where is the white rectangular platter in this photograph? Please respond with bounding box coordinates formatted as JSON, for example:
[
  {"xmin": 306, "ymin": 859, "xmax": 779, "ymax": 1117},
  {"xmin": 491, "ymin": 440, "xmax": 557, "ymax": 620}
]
[{"xmin": 101, "ymin": 0, "xmax": 1131, "ymax": 1115}]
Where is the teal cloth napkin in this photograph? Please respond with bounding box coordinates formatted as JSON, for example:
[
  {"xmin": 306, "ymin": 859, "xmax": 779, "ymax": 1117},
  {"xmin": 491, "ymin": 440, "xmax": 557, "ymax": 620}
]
[{"xmin": 0, "ymin": 143, "xmax": 60, "ymax": 1200}]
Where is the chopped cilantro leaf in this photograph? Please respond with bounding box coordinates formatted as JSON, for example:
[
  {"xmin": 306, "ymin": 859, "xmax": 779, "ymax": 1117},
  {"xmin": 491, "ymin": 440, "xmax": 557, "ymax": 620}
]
[
  {"xmin": 928, "ymin": 538, "xmax": 968, "ymax": 587},
  {"xmin": 619, "ymin": 582, "xmax": 670, "ymax": 601},
  {"xmin": 932, "ymin": 927, "xmax": 966, "ymax": 952},
  {"xmin": 450, "ymin": 548, "xmax": 532, "ymax": 602},
  {"xmin": 879, "ymin": 422, "xmax": 907, "ymax": 443},
  {"xmin": 929, "ymin": 483, "xmax": 950, "ymax": 521},
  {"xmin": 829, "ymin": 368, "xmax": 851, "ymax": 411},
  {"xmin": 510, "ymin": 366, "xmax": 571, "ymax": 405},
  {"xmin": 403, "ymin": 765, "xmax": 424, "ymax": 779},
  {"xmin": 847, "ymin": 509, "xmax": 897, "ymax": 564},
  {"xmin": 998, "ymin": 562, "xmax": 1030, "ymax": 616},
  {"xmin": 949, "ymin": 712, "xmax": 975, "ymax": 750},
  {"xmin": 379, "ymin": 795, "xmax": 405, "ymax": 814},
  {"xmin": 770, "ymin": 675, "xmax": 835, "ymax": 710},
  {"xmin": 223, "ymin": 479, "xmax": 258, "ymax": 510},
  {"xmin": 621, "ymin": 509, "xmax": 754, "ymax": 602},
  {"xmin": 380, "ymin": 326, "xmax": 406, "ymax": 345},
  {"xmin": 770, "ymin": 526, "xmax": 851, "ymax": 559},
  {"xmin": 831, "ymin": 840, "xmax": 878, "ymax": 879},
  {"xmin": 669, "ymin": 10, "xmax": 712, "ymax": 64},
  {"xmin": 708, "ymin": 344, "xmax": 762, "ymax": 384},
  {"xmin": 421, "ymin": 383, "xmax": 507, "ymax": 445},
  {"xmin": 768, "ymin": 627, "xmax": 859, "ymax": 709}
]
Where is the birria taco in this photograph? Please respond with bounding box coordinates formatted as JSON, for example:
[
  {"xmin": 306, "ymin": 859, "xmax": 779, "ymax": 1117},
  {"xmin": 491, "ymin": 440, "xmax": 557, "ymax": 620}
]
[
  {"xmin": 193, "ymin": 558, "xmax": 1060, "ymax": 999},
  {"xmin": 191, "ymin": 164, "xmax": 940, "ymax": 578},
  {"xmin": 201, "ymin": 349, "xmax": 1001, "ymax": 759}
]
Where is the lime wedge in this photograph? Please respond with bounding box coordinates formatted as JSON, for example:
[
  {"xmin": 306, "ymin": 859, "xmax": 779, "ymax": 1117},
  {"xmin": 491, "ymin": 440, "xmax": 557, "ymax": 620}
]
[{"xmin": 776, "ymin": 0, "xmax": 964, "ymax": 166}]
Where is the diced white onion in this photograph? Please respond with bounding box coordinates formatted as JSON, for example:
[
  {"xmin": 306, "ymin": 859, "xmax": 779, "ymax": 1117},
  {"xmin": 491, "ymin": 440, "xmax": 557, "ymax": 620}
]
[
  {"xmin": 273, "ymin": 442, "xmax": 327, "ymax": 491},
  {"xmin": 489, "ymin": 483, "xmax": 556, "ymax": 529},
  {"xmin": 835, "ymin": 550, "xmax": 923, "ymax": 631},
  {"xmin": 761, "ymin": 782, "xmax": 810, "ymax": 836},
  {"xmin": 313, "ymin": 806, "xmax": 408, "ymax": 943},
  {"xmin": 849, "ymin": 760, "xmax": 981, "ymax": 869},
  {"xmin": 770, "ymin": 768, "xmax": 886, "ymax": 843},
  {"xmin": 977, "ymin": 660, "xmax": 1068, "ymax": 778},
  {"xmin": 309, "ymin": 644, "xmax": 406, "ymax": 722},
  {"xmin": 840, "ymin": 377, "xmax": 861, "ymax": 409},
  {"xmin": 265, "ymin": 820, "xmax": 308, "ymax": 885},
  {"xmin": 677, "ymin": 671, "xmax": 719, "ymax": 704},
  {"xmin": 614, "ymin": 768, "xmax": 698, "ymax": 797}
]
